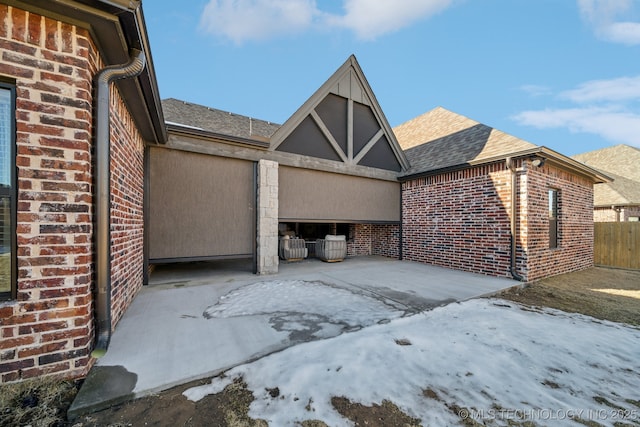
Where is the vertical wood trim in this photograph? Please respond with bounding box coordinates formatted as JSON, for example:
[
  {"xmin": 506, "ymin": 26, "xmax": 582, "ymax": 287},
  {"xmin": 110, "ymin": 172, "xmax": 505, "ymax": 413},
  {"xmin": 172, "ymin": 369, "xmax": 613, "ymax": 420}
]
[
  {"xmin": 253, "ymin": 161, "xmax": 258, "ymax": 274},
  {"xmin": 347, "ymin": 99, "xmax": 353, "ymax": 162},
  {"xmin": 143, "ymin": 146, "xmax": 150, "ymax": 285}
]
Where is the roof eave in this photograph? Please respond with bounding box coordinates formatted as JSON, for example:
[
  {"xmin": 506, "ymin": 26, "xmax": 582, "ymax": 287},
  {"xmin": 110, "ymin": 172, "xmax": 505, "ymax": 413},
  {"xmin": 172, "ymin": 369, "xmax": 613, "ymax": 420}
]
[
  {"xmin": 6, "ymin": 0, "xmax": 167, "ymax": 144},
  {"xmin": 594, "ymin": 202, "xmax": 640, "ymax": 208},
  {"xmin": 399, "ymin": 146, "xmax": 613, "ymax": 183},
  {"xmin": 166, "ymin": 123, "xmax": 271, "ymax": 149},
  {"xmin": 536, "ymin": 146, "xmax": 612, "ymax": 183}
]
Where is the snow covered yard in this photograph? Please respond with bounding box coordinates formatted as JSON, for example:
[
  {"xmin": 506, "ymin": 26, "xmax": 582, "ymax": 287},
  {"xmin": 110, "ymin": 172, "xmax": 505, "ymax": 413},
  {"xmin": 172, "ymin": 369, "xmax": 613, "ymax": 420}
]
[{"xmin": 186, "ymin": 294, "xmax": 640, "ymax": 426}]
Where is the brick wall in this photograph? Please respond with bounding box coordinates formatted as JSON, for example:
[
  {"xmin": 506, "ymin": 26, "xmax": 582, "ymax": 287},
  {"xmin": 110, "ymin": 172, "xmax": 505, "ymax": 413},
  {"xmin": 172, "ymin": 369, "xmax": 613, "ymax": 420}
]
[
  {"xmin": 594, "ymin": 206, "xmax": 640, "ymax": 222},
  {"xmin": 401, "ymin": 160, "xmax": 594, "ymax": 282},
  {"xmin": 594, "ymin": 207, "xmax": 618, "ymax": 222},
  {"xmin": 347, "ymin": 224, "xmax": 371, "ymax": 256},
  {"xmin": 402, "ymin": 163, "xmax": 513, "ymax": 278},
  {"xmin": 523, "ymin": 162, "xmax": 594, "ymax": 281},
  {"xmin": 108, "ymin": 84, "xmax": 145, "ymax": 326},
  {"xmin": 346, "ymin": 223, "xmax": 400, "ymax": 258},
  {"xmin": 0, "ymin": 5, "xmax": 146, "ymax": 382},
  {"xmin": 0, "ymin": 5, "xmax": 95, "ymax": 381},
  {"xmin": 371, "ymin": 224, "xmax": 399, "ymax": 259},
  {"xmin": 623, "ymin": 207, "xmax": 640, "ymax": 221}
]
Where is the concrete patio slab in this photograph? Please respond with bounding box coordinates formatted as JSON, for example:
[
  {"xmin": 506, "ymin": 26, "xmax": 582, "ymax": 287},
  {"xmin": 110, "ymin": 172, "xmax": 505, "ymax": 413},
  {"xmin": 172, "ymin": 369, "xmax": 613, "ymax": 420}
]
[{"xmin": 69, "ymin": 256, "xmax": 517, "ymax": 419}]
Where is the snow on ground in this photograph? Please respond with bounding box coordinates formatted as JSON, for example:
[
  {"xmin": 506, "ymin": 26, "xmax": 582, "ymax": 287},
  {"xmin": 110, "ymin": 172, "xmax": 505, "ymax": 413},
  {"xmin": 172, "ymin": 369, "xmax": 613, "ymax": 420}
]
[
  {"xmin": 188, "ymin": 285, "xmax": 640, "ymax": 427},
  {"xmin": 204, "ymin": 280, "xmax": 406, "ymax": 340}
]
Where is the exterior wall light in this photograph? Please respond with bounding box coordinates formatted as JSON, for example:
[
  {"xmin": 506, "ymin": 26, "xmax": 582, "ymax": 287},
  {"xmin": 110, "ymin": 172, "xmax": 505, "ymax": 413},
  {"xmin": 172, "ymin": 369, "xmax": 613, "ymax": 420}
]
[{"xmin": 531, "ymin": 156, "xmax": 546, "ymax": 167}]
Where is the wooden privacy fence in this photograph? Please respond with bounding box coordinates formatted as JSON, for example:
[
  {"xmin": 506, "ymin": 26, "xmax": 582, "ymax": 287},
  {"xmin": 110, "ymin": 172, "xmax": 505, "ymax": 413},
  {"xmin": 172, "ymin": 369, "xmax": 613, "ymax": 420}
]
[{"xmin": 594, "ymin": 222, "xmax": 640, "ymax": 270}]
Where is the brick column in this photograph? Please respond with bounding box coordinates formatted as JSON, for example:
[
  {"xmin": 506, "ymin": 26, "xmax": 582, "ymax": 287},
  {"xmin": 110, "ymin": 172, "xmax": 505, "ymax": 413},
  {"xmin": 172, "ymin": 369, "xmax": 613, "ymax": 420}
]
[
  {"xmin": 256, "ymin": 159, "xmax": 278, "ymax": 274},
  {"xmin": 0, "ymin": 6, "xmax": 96, "ymax": 381}
]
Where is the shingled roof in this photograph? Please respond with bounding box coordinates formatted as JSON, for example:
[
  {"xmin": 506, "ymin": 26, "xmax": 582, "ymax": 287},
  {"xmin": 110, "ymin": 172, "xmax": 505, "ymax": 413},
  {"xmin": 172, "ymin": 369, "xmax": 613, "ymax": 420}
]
[
  {"xmin": 394, "ymin": 107, "xmax": 536, "ymax": 176},
  {"xmin": 572, "ymin": 144, "xmax": 640, "ymax": 206},
  {"xmin": 162, "ymin": 98, "xmax": 280, "ymax": 142}
]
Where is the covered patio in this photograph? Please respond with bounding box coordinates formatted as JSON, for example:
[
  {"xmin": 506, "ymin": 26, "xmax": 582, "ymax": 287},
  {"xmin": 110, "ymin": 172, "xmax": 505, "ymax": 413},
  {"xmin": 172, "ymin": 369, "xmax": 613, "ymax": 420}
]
[{"xmin": 70, "ymin": 257, "xmax": 516, "ymax": 418}]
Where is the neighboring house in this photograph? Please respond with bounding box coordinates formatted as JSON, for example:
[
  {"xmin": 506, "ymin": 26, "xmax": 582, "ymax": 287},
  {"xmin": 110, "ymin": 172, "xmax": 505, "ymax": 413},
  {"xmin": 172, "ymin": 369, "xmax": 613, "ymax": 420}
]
[
  {"xmin": 0, "ymin": 1, "xmax": 166, "ymax": 382},
  {"xmin": 394, "ymin": 107, "xmax": 608, "ymax": 282},
  {"xmin": 572, "ymin": 145, "xmax": 640, "ymax": 222},
  {"xmin": 0, "ymin": 0, "xmax": 609, "ymax": 385}
]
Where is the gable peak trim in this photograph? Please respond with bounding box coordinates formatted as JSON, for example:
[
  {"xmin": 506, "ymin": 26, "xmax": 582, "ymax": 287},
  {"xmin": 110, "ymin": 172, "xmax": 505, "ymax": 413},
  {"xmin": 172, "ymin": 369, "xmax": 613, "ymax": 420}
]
[{"xmin": 270, "ymin": 55, "xmax": 409, "ymax": 172}]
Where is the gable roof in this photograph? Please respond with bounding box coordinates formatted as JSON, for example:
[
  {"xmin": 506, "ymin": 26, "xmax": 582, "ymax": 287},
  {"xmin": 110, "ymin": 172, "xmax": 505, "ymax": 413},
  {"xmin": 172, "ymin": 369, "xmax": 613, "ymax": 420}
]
[
  {"xmin": 573, "ymin": 145, "xmax": 640, "ymax": 206},
  {"xmin": 162, "ymin": 98, "xmax": 280, "ymax": 143},
  {"xmin": 395, "ymin": 107, "xmax": 536, "ymax": 175},
  {"xmin": 572, "ymin": 145, "xmax": 640, "ymax": 182},
  {"xmin": 270, "ymin": 55, "xmax": 409, "ymax": 172},
  {"xmin": 394, "ymin": 107, "xmax": 610, "ymax": 183}
]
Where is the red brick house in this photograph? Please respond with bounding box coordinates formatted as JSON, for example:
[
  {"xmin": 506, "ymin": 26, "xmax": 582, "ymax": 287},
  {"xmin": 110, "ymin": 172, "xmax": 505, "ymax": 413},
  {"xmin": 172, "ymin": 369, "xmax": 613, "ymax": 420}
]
[
  {"xmin": 0, "ymin": 1, "xmax": 166, "ymax": 381},
  {"xmin": 573, "ymin": 144, "xmax": 640, "ymax": 222},
  {"xmin": 395, "ymin": 107, "xmax": 608, "ymax": 282},
  {"xmin": 0, "ymin": 1, "xmax": 609, "ymax": 385}
]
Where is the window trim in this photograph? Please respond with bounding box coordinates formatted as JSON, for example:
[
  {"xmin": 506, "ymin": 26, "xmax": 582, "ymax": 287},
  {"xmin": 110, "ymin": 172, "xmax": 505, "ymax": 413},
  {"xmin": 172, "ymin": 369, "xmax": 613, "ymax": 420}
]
[
  {"xmin": 548, "ymin": 188, "xmax": 559, "ymax": 249},
  {"xmin": 0, "ymin": 81, "xmax": 16, "ymax": 301}
]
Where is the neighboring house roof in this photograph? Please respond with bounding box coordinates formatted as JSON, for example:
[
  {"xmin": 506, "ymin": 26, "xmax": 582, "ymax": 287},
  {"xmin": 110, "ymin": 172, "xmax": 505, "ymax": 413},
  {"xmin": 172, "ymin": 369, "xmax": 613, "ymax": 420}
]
[
  {"xmin": 394, "ymin": 107, "xmax": 610, "ymax": 183},
  {"xmin": 573, "ymin": 145, "xmax": 640, "ymax": 206},
  {"xmin": 162, "ymin": 98, "xmax": 280, "ymax": 143}
]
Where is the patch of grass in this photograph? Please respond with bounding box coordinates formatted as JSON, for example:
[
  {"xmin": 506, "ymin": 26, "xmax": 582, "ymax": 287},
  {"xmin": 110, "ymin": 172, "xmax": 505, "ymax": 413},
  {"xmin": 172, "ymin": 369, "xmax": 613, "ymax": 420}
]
[
  {"xmin": 422, "ymin": 388, "xmax": 440, "ymax": 401},
  {"xmin": 332, "ymin": 396, "xmax": 422, "ymax": 427},
  {"xmin": 594, "ymin": 396, "xmax": 627, "ymax": 411},
  {"xmin": 572, "ymin": 417, "xmax": 606, "ymax": 427},
  {"xmin": 499, "ymin": 267, "xmax": 640, "ymax": 326},
  {"xmin": 445, "ymin": 403, "xmax": 484, "ymax": 427},
  {"xmin": 0, "ymin": 376, "xmax": 78, "ymax": 427},
  {"xmin": 299, "ymin": 420, "xmax": 329, "ymax": 427},
  {"xmin": 541, "ymin": 379, "xmax": 561, "ymax": 389},
  {"xmin": 213, "ymin": 378, "xmax": 268, "ymax": 427},
  {"xmin": 626, "ymin": 398, "xmax": 640, "ymax": 408}
]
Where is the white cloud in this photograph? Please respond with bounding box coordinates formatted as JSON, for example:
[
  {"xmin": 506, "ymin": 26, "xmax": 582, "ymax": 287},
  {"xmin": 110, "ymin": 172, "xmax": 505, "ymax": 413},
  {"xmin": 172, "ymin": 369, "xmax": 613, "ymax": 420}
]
[
  {"xmin": 561, "ymin": 75, "xmax": 640, "ymax": 103},
  {"xmin": 515, "ymin": 73, "xmax": 640, "ymax": 147},
  {"xmin": 578, "ymin": 0, "xmax": 640, "ymax": 45},
  {"xmin": 600, "ymin": 21, "xmax": 640, "ymax": 44},
  {"xmin": 328, "ymin": 0, "xmax": 453, "ymax": 40},
  {"xmin": 519, "ymin": 84, "xmax": 552, "ymax": 97},
  {"xmin": 512, "ymin": 107, "xmax": 640, "ymax": 147},
  {"xmin": 199, "ymin": 0, "xmax": 453, "ymax": 43},
  {"xmin": 199, "ymin": 0, "xmax": 318, "ymax": 44}
]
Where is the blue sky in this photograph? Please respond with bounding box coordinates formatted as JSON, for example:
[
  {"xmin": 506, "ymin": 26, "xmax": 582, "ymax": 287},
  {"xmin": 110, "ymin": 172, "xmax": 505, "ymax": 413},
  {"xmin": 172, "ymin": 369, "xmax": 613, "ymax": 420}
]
[{"xmin": 142, "ymin": 0, "xmax": 640, "ymax": 156}]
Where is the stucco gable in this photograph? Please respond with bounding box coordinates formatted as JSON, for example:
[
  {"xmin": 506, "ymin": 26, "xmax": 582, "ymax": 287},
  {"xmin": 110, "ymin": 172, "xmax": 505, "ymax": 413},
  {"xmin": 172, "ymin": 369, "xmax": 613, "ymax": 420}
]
[{"xmin": 270, "ymin": 55, "xmax": 409, "ymax": 173}]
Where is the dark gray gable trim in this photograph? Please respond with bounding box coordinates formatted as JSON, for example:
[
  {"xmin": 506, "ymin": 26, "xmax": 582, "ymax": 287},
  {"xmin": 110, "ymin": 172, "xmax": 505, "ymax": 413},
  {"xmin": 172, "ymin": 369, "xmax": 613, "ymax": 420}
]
[{"xmin": 270, "ymin": 55, "xmax": 409, "ymax": 172}]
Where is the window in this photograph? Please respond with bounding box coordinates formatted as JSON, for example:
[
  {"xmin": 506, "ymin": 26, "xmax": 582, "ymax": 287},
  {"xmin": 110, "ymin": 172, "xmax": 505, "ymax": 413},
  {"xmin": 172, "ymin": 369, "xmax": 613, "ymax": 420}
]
[
  {"xmin": 548, "ymin": 188, "xmax": 558, "ymax": 249},
  {"xmin": 0, "ymin": 83, "xmax": 15, "ymax": 299},
  {"xmin": 629, "ymin": 216, "xmax": 639, "ymax": 222}
]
